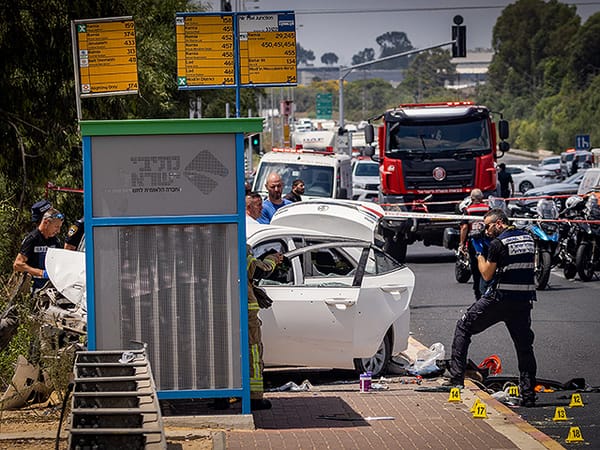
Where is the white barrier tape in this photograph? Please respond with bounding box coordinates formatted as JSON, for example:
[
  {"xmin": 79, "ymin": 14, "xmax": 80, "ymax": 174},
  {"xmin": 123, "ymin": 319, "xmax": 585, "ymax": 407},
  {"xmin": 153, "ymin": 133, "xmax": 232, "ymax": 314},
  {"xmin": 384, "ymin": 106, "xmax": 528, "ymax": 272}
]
[{"xmin": 381, "ymin": 210, "xmax": 600, "ymax": 225}]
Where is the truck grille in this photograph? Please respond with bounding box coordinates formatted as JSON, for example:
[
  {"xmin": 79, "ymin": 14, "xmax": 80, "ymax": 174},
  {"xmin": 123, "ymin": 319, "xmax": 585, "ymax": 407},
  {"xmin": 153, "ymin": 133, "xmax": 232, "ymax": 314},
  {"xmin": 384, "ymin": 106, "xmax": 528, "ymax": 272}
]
[{"xmin": 402, "ymin": 159, "xmax": 475, "ymax": 190}]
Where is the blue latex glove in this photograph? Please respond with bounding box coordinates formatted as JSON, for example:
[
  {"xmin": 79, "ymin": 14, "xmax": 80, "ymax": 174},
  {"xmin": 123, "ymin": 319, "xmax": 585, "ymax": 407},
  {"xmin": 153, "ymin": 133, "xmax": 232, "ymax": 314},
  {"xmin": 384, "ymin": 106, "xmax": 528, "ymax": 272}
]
[
  {"xmin": 470, "ymin": 237, "xmax": 484, "ymax": 254},
  {"xmin": 42, "ymin": 270, "xmax": 49, "ymax": 279}
]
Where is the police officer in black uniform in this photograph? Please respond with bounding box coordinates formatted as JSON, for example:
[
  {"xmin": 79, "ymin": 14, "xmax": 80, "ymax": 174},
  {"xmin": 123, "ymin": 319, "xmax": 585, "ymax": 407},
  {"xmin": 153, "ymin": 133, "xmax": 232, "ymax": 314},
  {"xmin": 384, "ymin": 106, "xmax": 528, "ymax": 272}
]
[
  {"xmin": 64, "ymin": 217, "xmax": 84, "ymax": 251},
  {"xmin": 13, "ymin": 208, "xmax": 64, "ymax": 292},
  {"xmin": 447, "ymin": 208, "xmax": 538, "ymax": 407}
]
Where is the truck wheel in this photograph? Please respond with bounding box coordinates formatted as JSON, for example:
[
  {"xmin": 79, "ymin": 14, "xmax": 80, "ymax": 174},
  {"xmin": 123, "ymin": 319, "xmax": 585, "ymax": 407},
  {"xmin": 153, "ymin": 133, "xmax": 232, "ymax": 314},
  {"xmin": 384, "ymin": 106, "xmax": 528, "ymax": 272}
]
[
  {"xmin": 576, "ymin": 243, "xmax": 595, "ymax": 282},
  {"xmin": 535, "ymin": 249, "xmax": 551, "ymax": 290},
  {"xmin": 384, "ymin": 235, "xmax": 408, "ymax": 263}
]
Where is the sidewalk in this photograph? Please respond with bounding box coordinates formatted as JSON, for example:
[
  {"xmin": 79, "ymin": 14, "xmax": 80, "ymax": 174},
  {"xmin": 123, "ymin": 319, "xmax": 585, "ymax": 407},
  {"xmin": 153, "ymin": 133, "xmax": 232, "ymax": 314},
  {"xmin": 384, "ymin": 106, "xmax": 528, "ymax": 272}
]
[{"xmin": 164, "ymin": 338, "xmax": 564, "ymax": 449}]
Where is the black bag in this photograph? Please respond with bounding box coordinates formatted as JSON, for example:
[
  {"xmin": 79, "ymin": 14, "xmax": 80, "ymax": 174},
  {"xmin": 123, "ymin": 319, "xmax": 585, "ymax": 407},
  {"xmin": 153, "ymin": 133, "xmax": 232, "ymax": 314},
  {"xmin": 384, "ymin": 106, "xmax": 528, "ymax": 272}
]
[{"xmin": 253, "ymin": 285, "xmax": 273, "ymax": 309}]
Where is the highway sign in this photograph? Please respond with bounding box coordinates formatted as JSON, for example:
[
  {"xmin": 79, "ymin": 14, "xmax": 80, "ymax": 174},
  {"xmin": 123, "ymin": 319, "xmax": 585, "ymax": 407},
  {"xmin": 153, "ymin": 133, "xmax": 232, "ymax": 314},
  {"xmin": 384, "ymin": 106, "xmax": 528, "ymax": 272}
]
[
  {"xmin": 238, "ymin": 12, "xmax": 297, "ymax": 85},
  {"xmin": 316, "ymin": 93, "xmax": 333, "ymax": 119},
  {"xmin": 576, "ymin": 134, "xmax": 591, "ymax": 151},
  {"xmin": 176, "ymin": 14, "xmax": 235, "ymax": 88},
  {"xmin": 73, "ymin": 17, "xmax": 138, "ymax": 97}
]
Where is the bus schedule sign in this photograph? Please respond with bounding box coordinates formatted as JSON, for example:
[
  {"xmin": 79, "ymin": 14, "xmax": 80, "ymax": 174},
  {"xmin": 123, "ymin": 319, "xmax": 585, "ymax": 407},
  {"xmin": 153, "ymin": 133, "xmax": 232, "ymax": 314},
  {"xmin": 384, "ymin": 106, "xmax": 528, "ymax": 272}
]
[
  {"xmin": 72, "ymin": 17, "xmax": 139, "ymax": 97},
  {"xmin": 176, "ymin": 11, "xmax": 296, "ymax": 89},
  {"xmin": 238, "ymin": 12, "xmax": 296, "ymax": 85}
]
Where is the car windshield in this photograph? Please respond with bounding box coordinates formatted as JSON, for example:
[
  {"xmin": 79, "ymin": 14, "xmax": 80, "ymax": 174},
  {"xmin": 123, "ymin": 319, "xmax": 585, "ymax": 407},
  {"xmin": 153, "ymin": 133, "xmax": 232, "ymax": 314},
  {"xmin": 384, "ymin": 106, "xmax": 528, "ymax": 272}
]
[
  {"xmin": 254, "ymin": 162, "xmax": 334, "ymax": 198},
  {"xmin": 387, "ymin": 117, "xmax": 491, "ymax": 159},
  {"xmin": 354, "ymin": 162, "xmax": 379, "ymax": 177}
]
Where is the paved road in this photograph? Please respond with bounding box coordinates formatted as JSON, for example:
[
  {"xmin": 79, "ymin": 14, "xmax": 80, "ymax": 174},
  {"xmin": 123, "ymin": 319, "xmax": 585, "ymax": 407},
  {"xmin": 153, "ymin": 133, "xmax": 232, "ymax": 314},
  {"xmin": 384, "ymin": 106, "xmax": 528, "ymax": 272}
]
[{"xmin": 407, "ymin": 242, "xmax": 600, "ymax": 449}]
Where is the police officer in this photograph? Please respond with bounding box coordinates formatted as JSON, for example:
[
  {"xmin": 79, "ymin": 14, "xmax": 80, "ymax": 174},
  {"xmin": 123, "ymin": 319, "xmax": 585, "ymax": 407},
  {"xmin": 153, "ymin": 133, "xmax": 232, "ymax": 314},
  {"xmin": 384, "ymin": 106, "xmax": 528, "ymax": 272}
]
[
  {"xmin": 447, "ymin": 208, "xmax": 538, "ymax": 407},
  {"xmin": 13, "ymin": 208, "xmax": 64, "ymax": 292},
  {"xmin": 64, "ymin": 217, "xmax": 84, "ymax": 251}
]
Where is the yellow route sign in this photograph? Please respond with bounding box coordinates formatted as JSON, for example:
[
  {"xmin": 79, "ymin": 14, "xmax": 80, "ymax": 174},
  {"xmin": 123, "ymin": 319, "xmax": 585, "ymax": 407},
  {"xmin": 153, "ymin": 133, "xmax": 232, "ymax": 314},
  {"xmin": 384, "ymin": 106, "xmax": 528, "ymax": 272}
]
[
  {"xmin": 73, "ymin": 17, "xmax": 139, "ymax": 97},
  {"xmin": 176, "ymin": 15, "xmax": 235, "ymax": 87},
  {"xmin": 175, "ymin": 11, "xmax": 296, "ymax": 89},
  {"xmin": 238, "ymin": 12, "xmax": 297, "ymax": 85}
]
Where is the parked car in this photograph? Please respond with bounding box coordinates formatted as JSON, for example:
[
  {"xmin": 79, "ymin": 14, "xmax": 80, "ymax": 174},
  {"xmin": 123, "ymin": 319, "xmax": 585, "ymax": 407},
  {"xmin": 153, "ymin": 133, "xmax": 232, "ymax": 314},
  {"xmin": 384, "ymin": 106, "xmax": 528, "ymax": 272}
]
[
  {"xmin": 505, "ymin": 164, "xmax": 556, "ymax": 193},
  {"xmin": 351, "ymin": 158, "xmax": 379, "ymax": 202},
  {"xmin": 527, "ymin": 155, "xmax": 561, "ymax": 179},
  {"xmin": 247, "ymin": 223, "xmax": 415, "ymax": 377},
  {"xmin": 514, "ymin": 170, "xmax": 587, "ymax": 209}
]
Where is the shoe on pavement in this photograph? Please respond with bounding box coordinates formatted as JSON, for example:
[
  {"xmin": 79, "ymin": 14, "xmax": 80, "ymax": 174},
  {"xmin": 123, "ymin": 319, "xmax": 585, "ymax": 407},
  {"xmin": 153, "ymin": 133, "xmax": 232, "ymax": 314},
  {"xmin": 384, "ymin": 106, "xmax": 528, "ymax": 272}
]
[
  {"xmin": 251, "ymin": 398, "xmax": 272, "ymax": 410},
  {"xmin": 520, "ymin": 397, "xmax": 536, "ymax": 408}
]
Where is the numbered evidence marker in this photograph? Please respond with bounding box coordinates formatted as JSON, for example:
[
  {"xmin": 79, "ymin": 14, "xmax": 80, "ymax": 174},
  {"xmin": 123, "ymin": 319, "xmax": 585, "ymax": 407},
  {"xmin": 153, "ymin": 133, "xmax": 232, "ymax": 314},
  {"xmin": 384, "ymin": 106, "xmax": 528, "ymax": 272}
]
[
  {"xmin": 565, "ymin": 426, "xmax": 585, "ymax": 443},
  {"xmin": 507, "ymin": 385, "xmax": 519, "ymax": 397},
  {"xmin": 553, "ymin": 406, "xmax": 569, "ymax": 421},
  {"xmin": 470, "ymin": 398, "xmax": 482, "ymax": 413},
  {"xmin": 75, "ymin": 18, "xmax": 138, "ymax": 96},
  {"xmin": 472, "ymin": 402, "xmax": 488, "ymax": 419},
  {"xmin": 569, "ymin": 393, "xmax": 584, "ymax": 407},
  {"xmin": 448, "ymin": 387, "xmax": 461, "ymax": 403}
]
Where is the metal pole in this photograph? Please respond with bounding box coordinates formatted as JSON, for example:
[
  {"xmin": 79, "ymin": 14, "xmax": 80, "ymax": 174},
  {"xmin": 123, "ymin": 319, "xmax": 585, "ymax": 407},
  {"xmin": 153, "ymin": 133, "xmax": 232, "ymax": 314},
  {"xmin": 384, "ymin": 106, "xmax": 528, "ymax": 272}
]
[{"xmin": 337, "ymin": 41, "xmax": 455, "ymax": 130}]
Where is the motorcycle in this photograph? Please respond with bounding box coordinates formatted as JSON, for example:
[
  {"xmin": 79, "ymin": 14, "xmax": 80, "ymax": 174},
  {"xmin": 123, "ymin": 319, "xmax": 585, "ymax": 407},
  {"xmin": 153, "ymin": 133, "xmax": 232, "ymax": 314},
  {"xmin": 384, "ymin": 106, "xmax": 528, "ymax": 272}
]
[
  {"xmin": 575, "ymin": 194, "xmax": 600, "ymax": 281},
  {"xmin": 512, "ymin": 198, "xmax": 560, "ymax": 290},
  {"xmin": 556, "ymin": 195, "xmax": 587, "ymax": 279}
]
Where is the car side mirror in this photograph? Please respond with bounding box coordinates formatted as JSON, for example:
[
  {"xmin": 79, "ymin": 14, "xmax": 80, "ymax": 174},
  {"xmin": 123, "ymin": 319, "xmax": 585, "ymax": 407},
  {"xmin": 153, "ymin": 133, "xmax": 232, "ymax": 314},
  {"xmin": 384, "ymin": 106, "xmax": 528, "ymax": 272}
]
[{"xmin": 498, "ymin": 141, "xmax": 510, "ymax": 152}]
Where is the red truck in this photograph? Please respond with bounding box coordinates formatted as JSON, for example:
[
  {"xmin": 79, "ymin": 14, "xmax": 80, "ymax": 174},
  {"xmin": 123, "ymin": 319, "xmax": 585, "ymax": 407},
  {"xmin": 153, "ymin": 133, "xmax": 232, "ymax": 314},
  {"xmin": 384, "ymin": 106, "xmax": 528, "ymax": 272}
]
[{"xmin": 364, "ymin": 101, "xmax": 509, "ymax": 262}]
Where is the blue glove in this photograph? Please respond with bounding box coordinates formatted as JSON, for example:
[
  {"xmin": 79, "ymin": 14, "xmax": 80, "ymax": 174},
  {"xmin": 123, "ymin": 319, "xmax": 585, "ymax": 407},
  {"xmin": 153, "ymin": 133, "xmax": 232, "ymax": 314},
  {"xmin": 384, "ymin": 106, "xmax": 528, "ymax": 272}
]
[
  {"xmin": 42, "ymin": 270, "xmax": 49, "ymax": 279},
  {"xmin": 470, "ymin": 237, "xmax": 484, "ymax": 254}
]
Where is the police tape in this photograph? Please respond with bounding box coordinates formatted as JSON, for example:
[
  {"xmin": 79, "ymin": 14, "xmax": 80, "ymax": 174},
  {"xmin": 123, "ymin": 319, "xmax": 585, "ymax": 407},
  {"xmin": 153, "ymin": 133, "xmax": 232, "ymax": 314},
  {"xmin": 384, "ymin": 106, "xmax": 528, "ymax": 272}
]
[{"xmin": 380, "ymin": 210, "xmax": 600, "ymax": 225}]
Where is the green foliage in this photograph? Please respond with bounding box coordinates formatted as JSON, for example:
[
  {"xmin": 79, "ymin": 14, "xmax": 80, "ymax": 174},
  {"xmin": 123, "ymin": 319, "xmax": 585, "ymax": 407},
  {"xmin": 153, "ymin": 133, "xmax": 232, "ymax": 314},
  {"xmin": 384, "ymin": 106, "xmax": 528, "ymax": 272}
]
[
  {"xmin": 321, "ymin": 52, "xmax": 339, "ymax": 66},
  {"xmin": 352, "ymin": 48, "xmax": 375, "ymax": 66},
  {"xmin": 402, "ymin": 49, "xmax": 457, "ymax": 101},
  {"xmin": 373, "ymin": 31, "xmax": 414, "ymax": 70},
  {"xmin": 296, "ymin": 43, "xmax": 316, "ymax": 66}
]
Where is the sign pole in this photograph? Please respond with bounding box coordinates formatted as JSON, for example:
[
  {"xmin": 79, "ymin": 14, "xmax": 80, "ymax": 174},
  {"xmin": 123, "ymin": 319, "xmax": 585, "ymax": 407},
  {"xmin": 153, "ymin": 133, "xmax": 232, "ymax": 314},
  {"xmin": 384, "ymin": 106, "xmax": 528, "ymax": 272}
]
[{"xmin": 70, "ymin": 21, "xmax": 83, "ymax": 122}]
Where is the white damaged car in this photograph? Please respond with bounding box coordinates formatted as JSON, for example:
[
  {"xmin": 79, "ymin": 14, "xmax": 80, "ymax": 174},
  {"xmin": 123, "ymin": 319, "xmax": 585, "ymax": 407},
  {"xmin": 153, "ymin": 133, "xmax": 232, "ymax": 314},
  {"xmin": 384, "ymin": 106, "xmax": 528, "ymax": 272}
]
[{"xmin": 248, "ymin": 223, "xmax": 414, "ymax": 377}]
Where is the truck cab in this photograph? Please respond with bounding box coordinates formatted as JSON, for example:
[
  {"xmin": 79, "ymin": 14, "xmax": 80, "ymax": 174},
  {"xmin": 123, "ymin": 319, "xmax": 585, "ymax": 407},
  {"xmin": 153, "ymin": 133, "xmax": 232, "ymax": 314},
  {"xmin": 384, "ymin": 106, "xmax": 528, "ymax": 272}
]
[{"xmin": 252, "ymin": 148, "xmax": 353, "ymax": 200}]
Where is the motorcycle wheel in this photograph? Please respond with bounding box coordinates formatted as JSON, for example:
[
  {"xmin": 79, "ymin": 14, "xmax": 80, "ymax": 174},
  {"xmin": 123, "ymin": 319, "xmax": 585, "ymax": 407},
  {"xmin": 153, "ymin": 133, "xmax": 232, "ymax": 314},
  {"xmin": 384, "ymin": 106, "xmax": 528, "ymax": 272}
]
[
  {"xmin": 455, "ymin": 251, "xmax": 471, "ymax": 283},
  {"xmin": 535, "ymin": 250, "xmax": 552, "ymax": 290},
  {"xmin": 576, "ymin": 243, "xmax": 595, "ymax": 282},
  {"xmin": 563, "ymin": 263, "xmax": 577, "ymax": 280}
]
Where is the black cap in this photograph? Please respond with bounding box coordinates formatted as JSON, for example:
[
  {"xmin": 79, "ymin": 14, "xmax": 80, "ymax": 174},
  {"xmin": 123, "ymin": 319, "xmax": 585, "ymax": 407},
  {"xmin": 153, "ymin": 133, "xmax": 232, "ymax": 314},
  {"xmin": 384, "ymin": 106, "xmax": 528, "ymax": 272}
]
[{"xmin": 31, "ymin": 199, "xmax": 52, "ymax": 223}]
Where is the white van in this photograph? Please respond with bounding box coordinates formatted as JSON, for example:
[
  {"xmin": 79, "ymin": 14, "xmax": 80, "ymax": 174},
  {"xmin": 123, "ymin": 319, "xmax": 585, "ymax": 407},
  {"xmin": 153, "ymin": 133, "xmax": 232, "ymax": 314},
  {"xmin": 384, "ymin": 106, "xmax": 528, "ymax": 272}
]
[{"xmin": 252, "ymin": 148, "xmax": 353, "ymax": 200}]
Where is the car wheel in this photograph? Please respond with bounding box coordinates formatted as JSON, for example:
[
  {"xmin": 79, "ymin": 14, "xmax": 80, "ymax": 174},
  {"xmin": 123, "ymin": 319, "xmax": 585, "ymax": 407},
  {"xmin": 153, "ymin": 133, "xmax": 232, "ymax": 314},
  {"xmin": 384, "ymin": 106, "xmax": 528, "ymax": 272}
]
[
  {"xmin": 519, "ymin": 180, "xmax": 534, "ymax": 193},
  {"xmin": 353, "ymin": 331, "xmax": 392, "ymax": 378}
]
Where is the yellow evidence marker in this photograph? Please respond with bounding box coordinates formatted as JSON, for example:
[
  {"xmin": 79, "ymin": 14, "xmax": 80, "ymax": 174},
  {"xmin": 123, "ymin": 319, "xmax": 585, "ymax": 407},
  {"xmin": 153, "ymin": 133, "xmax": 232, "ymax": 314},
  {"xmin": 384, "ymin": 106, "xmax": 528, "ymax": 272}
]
[
  {"xmin": 448, "ymin": 387, "xmax": 461, "ymax": 403},
  {"xmin": 565, "ymin": 426, "xmax": 584, "ymax": 443},
  {"xmin": 472, "ymin": 402, "xmax": 488, "ymax": 419},
  {"xmin": 552, "ymin": 406, "xmax": 568, "ymax": 421},
  {"xmin": 470, "ymin": 398, "xmax": 482, "ymax": 413},
  {"xmin": 569, "ymin": 393, "xmax": 584, "ymax": 407},
  {"xmin": 507, "ymin": 385, "xmax": 519, "ymax": 397}
]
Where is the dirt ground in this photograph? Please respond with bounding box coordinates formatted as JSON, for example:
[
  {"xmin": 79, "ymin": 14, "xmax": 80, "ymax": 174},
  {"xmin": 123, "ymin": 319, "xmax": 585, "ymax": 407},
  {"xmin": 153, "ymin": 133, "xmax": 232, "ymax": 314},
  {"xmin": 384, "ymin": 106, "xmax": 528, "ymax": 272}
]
[{"xmin": 0, "ymin": 407, "xmax": 212, "ymax": 449}]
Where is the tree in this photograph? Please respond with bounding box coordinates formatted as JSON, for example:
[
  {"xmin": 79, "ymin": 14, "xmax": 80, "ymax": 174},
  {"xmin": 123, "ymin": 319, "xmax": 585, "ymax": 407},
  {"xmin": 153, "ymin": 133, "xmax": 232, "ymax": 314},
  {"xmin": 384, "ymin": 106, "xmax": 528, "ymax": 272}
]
[
  {"xmin": 296, "ymin": 43, "xmax": 316, "ymax": 66},
  {"xmin": 567, "ymin": 12, "xmax": 600, "ymax": 89},
  {"xmin": 320, "ymin": 52, "xmax": 339, "ymax": 66},
  {"xmin": 487, "ymin": 0, "xmax": 579, "ymax": 111},
  {"xmin": 374, "ymin": 31, "xmax": 414, "ymax": 70},
  {"xmin": 402, "ymin": 49, "xmax": 457, "ymax": 101},
  {"xmin": 352, "ymin": 48, "xmax": 375, "ymax": 66}
]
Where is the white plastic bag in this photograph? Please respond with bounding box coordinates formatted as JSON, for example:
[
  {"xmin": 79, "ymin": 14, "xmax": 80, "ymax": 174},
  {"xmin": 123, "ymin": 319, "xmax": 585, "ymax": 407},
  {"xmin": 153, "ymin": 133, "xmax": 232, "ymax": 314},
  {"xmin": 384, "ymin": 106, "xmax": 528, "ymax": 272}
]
[{"xmin": 408, "ymin": 343, "xmax": 445, "ymax": 376}]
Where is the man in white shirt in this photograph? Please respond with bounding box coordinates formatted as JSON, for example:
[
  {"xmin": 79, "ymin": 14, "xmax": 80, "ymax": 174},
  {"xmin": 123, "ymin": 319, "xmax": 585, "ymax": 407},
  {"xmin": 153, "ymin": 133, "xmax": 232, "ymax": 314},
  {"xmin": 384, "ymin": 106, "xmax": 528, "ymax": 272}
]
[{"xmin": 246, "ymin": 191, "xmax": 263, "ymax": 226}]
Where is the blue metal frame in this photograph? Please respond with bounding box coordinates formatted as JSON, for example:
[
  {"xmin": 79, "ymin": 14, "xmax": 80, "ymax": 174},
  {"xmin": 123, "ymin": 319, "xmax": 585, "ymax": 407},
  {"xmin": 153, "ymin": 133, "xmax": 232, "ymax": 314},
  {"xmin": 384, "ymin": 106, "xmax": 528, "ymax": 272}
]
[{"xmin": 81, "ymin": 122, "xmax": 255, "ymax": 414}]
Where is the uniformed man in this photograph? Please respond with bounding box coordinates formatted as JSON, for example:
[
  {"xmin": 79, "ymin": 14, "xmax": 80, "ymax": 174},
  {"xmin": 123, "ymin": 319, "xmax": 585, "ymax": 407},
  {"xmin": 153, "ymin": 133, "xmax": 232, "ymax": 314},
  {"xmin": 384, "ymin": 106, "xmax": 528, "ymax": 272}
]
[
  {"xmin": 246, "ymin": 245, "xmax": 283, "ymax": 410},
  {"xmin": 13, "ymin": 208, "xmax": 64, "ymax": 292},
  {"xmin": 447, "ymin": 208, "xmax": 538, "ymax": 407}
]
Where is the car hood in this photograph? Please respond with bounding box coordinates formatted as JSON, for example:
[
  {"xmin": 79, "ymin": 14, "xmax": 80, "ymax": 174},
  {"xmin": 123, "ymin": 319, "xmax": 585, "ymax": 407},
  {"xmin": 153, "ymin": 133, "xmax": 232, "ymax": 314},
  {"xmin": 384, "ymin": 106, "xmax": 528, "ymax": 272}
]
[
  {"xmin": 45, "ymin": 248, "xmax": 86, "ymax": 310},
  {"xmin": 352, "ymin": 175, "xmax": 379, "ymax": 186}
]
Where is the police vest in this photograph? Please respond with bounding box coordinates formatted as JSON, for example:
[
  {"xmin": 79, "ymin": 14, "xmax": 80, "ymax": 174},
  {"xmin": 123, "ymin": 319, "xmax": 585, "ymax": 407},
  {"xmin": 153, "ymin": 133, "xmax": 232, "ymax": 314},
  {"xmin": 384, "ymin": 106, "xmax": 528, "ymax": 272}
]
[{"xmin": 495, "ymin": 228, "xmax": 536, "ymax": 297}]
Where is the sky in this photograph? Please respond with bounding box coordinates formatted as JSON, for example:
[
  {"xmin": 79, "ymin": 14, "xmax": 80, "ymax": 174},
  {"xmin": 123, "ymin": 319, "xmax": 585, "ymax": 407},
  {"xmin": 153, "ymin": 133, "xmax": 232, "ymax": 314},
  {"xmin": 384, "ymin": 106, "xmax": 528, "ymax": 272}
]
[{"xmin": 208, "ymin": 0, "xmax": 600, "ymax": 65}]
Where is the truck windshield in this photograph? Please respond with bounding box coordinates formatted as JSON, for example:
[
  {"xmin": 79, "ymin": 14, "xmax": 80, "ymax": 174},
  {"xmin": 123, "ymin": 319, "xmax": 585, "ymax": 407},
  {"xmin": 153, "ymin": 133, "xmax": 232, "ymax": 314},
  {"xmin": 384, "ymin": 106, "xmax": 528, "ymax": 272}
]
[
  {"xmin": 387, "ymin": 118, "xmax": 491, "ymax": 159},
  {"xmin": 254, "ymin": 162, "xmax": 334, "ymax": 198}
]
